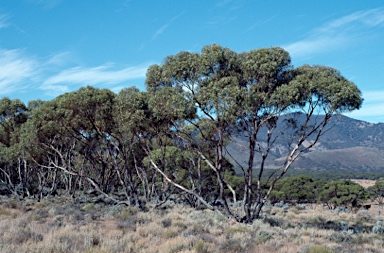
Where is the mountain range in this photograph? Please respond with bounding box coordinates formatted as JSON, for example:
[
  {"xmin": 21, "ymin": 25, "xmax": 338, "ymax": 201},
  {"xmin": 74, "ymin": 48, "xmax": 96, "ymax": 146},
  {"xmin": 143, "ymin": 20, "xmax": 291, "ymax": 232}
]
[{"xmin": 226, "ymin": 113, "xmax": 384, "ymax": 178}]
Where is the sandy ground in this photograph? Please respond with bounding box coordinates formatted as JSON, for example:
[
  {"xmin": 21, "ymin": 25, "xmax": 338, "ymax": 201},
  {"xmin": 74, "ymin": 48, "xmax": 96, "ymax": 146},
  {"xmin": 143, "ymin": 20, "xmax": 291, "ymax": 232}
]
[{"xmin": 351, "ymin": 179, "xmax": 376, "ymax": 188}]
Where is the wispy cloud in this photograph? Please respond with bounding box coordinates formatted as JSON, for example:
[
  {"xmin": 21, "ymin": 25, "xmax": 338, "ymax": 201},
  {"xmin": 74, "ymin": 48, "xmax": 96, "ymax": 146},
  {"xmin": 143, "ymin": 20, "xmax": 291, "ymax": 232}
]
[
  {"xmin": 43, "ymin": 51, "xmax": 77, "ymax": 68},
  {"xmin": 152, "ymin": 13, "xmax": 183, "ymax": 41},
  {"xmin": 41, "ymin": 63, "xmax": 150, "ymax": 95},
  {"xmin": 243, "ymin": 15, "xmax": 276, "ymax": 34},
  {"xmin": 0, "ymin": 14, "xmax": 10, "ymax": 29},
  {"xmin": 207, "ymin": 0, "xmax": 244, "ymax": 28},
  {"xmin": 284, "ymin": 8, "xmax": 384, "ymax": 58},
  {"xmin": 346, "ymin": 91, "xmax": 384, "ymax": 123},
  {"xmin": 0, "ymin": 49, "xmax": 38, "ymax": 95},
  {"xmin": 0, "ymin": 46, "xmax": 150, "ymax": 98},
  {"xmin": 28, "ymin": 0, "xmax": 62, "ymax": 9},
  {"xmin": 216, "ymin": 0, "xmax": 244, "ymax": 10}
]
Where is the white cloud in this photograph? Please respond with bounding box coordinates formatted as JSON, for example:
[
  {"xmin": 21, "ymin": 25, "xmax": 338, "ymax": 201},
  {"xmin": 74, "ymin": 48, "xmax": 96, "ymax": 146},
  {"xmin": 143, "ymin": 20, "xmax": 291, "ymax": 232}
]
[
  {"xmin": 28, "ymin": 0, "xmax": 62, "ymax": 9},
  {"xmin": 0, "ymin": 47, "xmax": 150, "ymax": 99},
  {"xmin": 41, "ymin": 63, "xmax": 149, "ymax": 95},
  {"xmin": 0, "ymin": 49, "xmax": 38, "ymax": 95},
  {"xmin": 0, "ymin": 14, "xmax": 10, "ymax": 29},
  {"xmin": 284, "ymin": 8, "xmax": 384, "ymax": 58},
  {"xmin": 346, "ymin": 90, "xmax": 384, "ymax": 123},
  {"xmin": 152, "ymin": 13, "xmax": 183, "ymax": 41},
  {"xmin": 44, "ymin": 51, "xmax": 74, "ymax": 67}
]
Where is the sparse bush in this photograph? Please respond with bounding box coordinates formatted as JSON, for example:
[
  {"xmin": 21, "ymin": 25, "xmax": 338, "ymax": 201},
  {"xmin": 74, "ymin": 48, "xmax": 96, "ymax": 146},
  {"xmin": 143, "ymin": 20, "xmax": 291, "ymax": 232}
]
[
  {"xmin": 116, "ymin": 219, "xmax": 136, "ymax": 233},
  {"xmin": 13, "ymin": 230, "xmax": 32, "ymax": 244},
  {"xmin": 372, "ymin": 220, "xmax": 384, "ymax": 234},
  {"xmin": 168, "ymin": 243, "xmax": 187, "ymax": 253},
  {"xmin": 163, "ymin": 228, "xmax": 178, "ymax": 239},
  {"xmin": 194, "ymin": 240, "xmax": 210, "ymax": 253},
  {"xmin": 184, "ymin": 224, "xmax": 207, "ymax": 237},
  {"xmin": 256, "ymin": 230, "xmax": 272, "ymax": 244},
  {"xmin": 263, "ymin": 216, "xmax": 284, "ymax": 227},
  {"xmin": 0, "ymin": 208, "xmax": 17, "ymax": 218},
  {"xmin": 8, "ymin": 200, "xmax": 18, "ymax": 209},
  {"xmin": 81, "ymin": 203, "xmax": 96, "ymax": 211},
  {"xmin": 225, "ymin": 226, "xmax": 249, "ymax": 236},
  {"xmin": 328, "ymin": 231, "xmax": 352, "ymax": 243},
  {"xmin": 356, "ymin": 209, "xmax": 371, "ymax": 221},
  {"xmin": 352, "ymin": 233, "xmax": 372, "ymax": 245},
  {"xmin": 114, "ymin": 207, "xmax": 139, "ymax": 220},
  {"xmin": 219, "ymin": 238, "xmax": 244, "ymax": 252},
  {"xmin": 162, "ymin": 218, "xmax": 172, "ymax": 227},
  {"xmin": 307, "ymin": 245, "xmax": 334, "ymax": 253},
  {"xmin": 173, "ymin": 221, "xmax": 187, "ymax": 230}
]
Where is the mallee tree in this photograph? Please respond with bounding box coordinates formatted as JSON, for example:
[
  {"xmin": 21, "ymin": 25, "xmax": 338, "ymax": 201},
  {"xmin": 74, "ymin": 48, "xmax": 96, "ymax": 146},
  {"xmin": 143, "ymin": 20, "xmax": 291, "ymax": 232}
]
[{"xmin": 145, "ymin": 44, "xmax": 363, "ymax": 222}]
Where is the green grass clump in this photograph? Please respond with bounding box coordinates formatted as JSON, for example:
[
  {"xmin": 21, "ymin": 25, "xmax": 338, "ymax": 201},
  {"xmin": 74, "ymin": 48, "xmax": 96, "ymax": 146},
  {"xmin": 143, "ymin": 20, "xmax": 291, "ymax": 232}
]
[
  {"xmin": 308, "ymin": 245, "xmax": 334, "ymax": 253},
  {"xmin": 114, "ymin": 207, "xmax": 139, "ymax": 220},
  {"xmin": 194, "ymin": 240, "xmax": 210, "ymax": 253},
  {"xmin": 225, "ymin": 226, "xmax": 249, "ymax": 235},
  {"xmin": 81, "ymin": 203, "xmax": 96, "ymax": 211},
  {"xmin": 163, "ymin": 228, "xmax": 178, "ymax": 239}
]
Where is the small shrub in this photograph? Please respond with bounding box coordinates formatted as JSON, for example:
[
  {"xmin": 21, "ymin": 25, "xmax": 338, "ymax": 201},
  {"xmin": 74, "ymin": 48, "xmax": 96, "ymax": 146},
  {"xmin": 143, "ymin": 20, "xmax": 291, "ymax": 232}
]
[
  {"xmin": 307, "ymin": 245, "xmax": 334, "ymax": 253},
  {"xmin": 8, "ymin": 200, "xmax": 18, "ymax": 209},
  {"xmin": 328, "ymin": 231, "xmax": 351, "ymax": 243},
  {"xmin": 162, "ymin": 218, "xmax": 172, "ymax": 228},
  {"xmin": 13, "ymin": 230, "xmax": 33, "ymax": 244},
  {"xmin": 163, "ymin": 228, "xmax": 179, "ymax": 239},
  {"xmin": 263, "ymin": 216, "xmax": 284, "ymax": 227},
  {"xmin": 225, "ymin": 226, "xmax": 249, "ymax": 235},
  {"xmin": 84, "ymin": 234, "xmax": 101, "ymax": 248},
  {"xmin": 219, "ymin": 238, "xmax": 244, "ymax": 253},
  {"xmin": 356, "ymin": 209, "xmax": 371, "ymax": 221},
  {"xmin": 372, "ymin": 221, "xmax": 384, "ymax": 234},
  {"xmin": 255, "ymin": 230, "xmax": 272, "ymax": 244},
  {"xmin": 0, "ymin": 208, "xmax": 17, "ymax": 218},
  {"xmin": 168, "ymin": 243, "xmax": 186, "ymax": 253},
  {"xmin": 32, "ymin": 201, "xmax": 46, "ymax": 209},
  {"xmin": 116, "ymin": 219, "xmax": 136, "ymax": 232},
  {"xmin": 81, "ymin": 203, "xmax": 96, "ymax": 211},
  {"xmin": 173, "ymin": 221, "xmax": 187, "ymax": 230},
  {"xmin": 114, "ymin": 207, "xmax": 138, "ymax": 220},
  {"xmin": 352, "ymin": 233, "xmax": 372, "ymax": 245},
  {"xmin": 29, "ymin": 209, "xmax": 49, "ymax": 221},
  {"xmin": 55, "ymin": 233, "xmax": 85, "ymax": 251},
  {"xmin": 194, "ymin": 240, "xmax": 209, "ymax": 253},
  {"xmin": 185, "ymin": 224, "xmax": 207, "ymax": 236}
]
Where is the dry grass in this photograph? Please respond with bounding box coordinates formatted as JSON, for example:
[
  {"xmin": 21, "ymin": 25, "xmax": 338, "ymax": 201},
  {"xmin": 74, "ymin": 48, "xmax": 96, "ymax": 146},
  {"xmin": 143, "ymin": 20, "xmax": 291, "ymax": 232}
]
[
  {"xmin": 0, "ymin": 196, "xmax": 383, "ymax": 253},
  {"xmin": 351, "ymin": 179, "xmax": 376, "ymax": 188}
]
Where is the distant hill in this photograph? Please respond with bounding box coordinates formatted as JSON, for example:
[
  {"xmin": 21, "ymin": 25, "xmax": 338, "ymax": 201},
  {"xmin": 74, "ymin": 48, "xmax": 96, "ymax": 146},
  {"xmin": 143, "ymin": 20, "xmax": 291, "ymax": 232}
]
[{"xmin": 226, "ymin": 114, "xmax": 384, "ymax": 178}]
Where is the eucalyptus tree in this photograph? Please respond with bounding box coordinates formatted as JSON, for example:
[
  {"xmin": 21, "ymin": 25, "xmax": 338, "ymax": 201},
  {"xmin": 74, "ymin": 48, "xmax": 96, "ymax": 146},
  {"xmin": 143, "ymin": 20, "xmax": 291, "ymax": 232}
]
[
  {"xmin": 0, "ymin": 98, "xmax": 30, "ymax": 196},
  {"xmin": 23, "ymin": 86, "xmax": 120, "ymax": 198},
  {"xmin": 318, "ymin": 180, "xmax": 367, "ymax": 209},
  {"xmin": 113, "ymin": 87, "xmax": 154, "ymax": 205},
  {"xmin": 146, "ymin": 44, "xmax": 243, "ymax": 215},
  {"xmin": 146, "ymin": 44, "xmax": 363, "ymax": 222},
  {"xmin": 368, "ymin": 179, "xmax": 384, "ymax": 205}
]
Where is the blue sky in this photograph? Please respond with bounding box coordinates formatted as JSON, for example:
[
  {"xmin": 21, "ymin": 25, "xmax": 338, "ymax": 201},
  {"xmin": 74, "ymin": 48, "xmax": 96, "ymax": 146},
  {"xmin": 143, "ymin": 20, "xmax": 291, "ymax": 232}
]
[{"xmin": 1, "ymin": 1, "xmax": 384, "ymax": 123}]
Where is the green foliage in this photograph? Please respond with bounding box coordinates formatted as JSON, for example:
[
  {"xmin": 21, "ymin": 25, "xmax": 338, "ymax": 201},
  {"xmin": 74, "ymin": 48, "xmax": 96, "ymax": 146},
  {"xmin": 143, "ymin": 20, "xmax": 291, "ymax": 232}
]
[
  {"xmin": 318, "ymin": 180, "xmax": 367, "ymax": 209},
  {"xmin": 269, "ymin": 176, "xmax": 322, "ymax": 204},
  {"xmin": 307, "ymin": 245, "xmax": 335, "ymax": 253},
  {"xmin": 368, "ymin": 178, "xmax": 384, "ymax": 205},
  {"xmin": 162, "ymin": 228, "xmax": 178, "ymax": 239},
  {"xmin": 266, "ymin": 176, "xmax": 371, "ymax": 209},
  {"xmin": 194, "ymin": 240, "xmax": 209, "ymax": 253}
]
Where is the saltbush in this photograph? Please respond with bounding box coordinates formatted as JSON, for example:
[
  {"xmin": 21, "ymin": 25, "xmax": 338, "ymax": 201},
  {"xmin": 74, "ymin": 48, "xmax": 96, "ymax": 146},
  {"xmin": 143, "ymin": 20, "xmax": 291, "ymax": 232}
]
[{"xmin": 372, "ymin": 220, "xmax": 384, "ymax": 234}]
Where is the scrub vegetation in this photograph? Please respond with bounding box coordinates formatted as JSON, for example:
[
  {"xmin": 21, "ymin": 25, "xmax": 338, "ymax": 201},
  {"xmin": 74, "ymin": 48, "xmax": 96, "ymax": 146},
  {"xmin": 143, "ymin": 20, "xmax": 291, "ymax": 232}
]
[{"xmin": 0, "ymin": 194, "xmax": 383, "ymax": 253}]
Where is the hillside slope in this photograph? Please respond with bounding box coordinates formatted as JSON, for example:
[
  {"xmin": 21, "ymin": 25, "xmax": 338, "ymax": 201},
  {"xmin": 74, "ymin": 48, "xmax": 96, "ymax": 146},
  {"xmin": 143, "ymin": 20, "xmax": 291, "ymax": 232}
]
[{"xmin": 227, "ymin": 114, "xmax": 384, "ymax": 174}]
